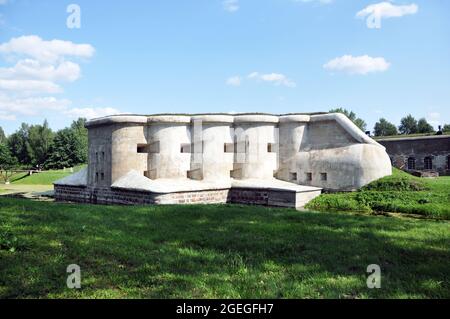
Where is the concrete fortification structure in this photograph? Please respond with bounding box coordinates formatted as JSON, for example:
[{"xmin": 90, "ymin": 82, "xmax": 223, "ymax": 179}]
[{"xmin": 54, "ymin": 113, "xmax": 392, "ymax": 208}]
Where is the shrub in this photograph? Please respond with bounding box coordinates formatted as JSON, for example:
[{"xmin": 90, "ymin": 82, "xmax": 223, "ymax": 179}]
[
  {"xmin": 305, "ymin": 194, "xmax": 371, "ymax": 213},
  {"xmin": 361, "ymin": 173, "xmax": 426, "ymax": 192}
]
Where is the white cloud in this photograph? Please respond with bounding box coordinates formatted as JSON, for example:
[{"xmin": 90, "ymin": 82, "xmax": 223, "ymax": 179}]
[
  {"xmin": 0, "ymin": 0, "xmax": 8, "ymax": 5},
  {"xmin": 0, "ymin": 93, "xmax": 121, "ymax": 120},
  {"xmin": 226, "ymin": 76, "xmax": 241, "ymax": 86},
  {"xmin": 0, "ymin": 35, "xmax": 95, "ymax": 64},
  {"xmin": 0, "ymin": 79, "xmax": 62, "ymax": 94},
  {"xmin": 0, "ymin": 112, "xmax": 16, "ymax": 121},
  {"xmin": 356, "ymin": 2, "xmax": 418, "ymax": 21},
  {"xmin": 0, "ymin": 59, "xmax": 81, "ymax": 82},
  {"xmin": 426, "ymin": 112, "xmax": 441, "ymax": 127},
  {"xmin": 64, "ymin": 107, "xmax": 122, "ymax": 119},
  {"xmin": 223, "ymin": 0, "xmax": 239, "ymax": 13},
  {"xmin": 0, "ymin": 94, "xmax": 70, "ymax": 116},
  {"xmin": 295, "ymin": 0, "xmax": 333, "ymax": 4},
  {"xmin": 323, "ymin": 55, "xmax": 390, "ymax": 75},
  {"xmin": 0, "ymin": 35, "xmax": 100, "ymax": 121},
  {"xmin": 247, "ymin": 72, "xmax": 297, "ymax": 87}
]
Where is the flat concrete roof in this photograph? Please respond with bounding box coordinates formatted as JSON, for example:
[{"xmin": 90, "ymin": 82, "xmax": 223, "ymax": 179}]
[{"xmin": 85, "ymin": 112, "xmax": 329, "ymax": 128}]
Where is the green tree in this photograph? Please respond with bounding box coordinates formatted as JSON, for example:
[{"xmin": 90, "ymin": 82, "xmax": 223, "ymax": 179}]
[
  {"xmin": 398, "ymin": 114, "xmax": 418, "ymax": 135},
  {"xmin": 374, "ymin": 118, "xmax": 398, "ymax": 136},
  {"xmin": 45, "ymin": 128, "xmax": 87, "ymax": 169},
  {"xmin": 329, "ymin": 108, "xmax": 367, "ymax": 131},
  {"xmin": 7, "ymin": 123, "xmax": 32, "ymax": 166},
  {"xmin": 0, "ymin": 142, "xmax": 18, "ymax": 184},
  {"xmin": 417, "ymin": 118, "xmax": 435, "ymax": 134},
  {"xmin": 443, "ymin": 124, "xmax": 450, "ymax": 133},
  {"xmin": 0, "ymin": 126, "xmax": 5, "ymax": 144},
  {"xmin": 28, "ymin": 120, "xmax": 54, "ymax": 168},
  {"xmin": 70, "ymin": 118, "xmax": 88, "ymax": 164}
]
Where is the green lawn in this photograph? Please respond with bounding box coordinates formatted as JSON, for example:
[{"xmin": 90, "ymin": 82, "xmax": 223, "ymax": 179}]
[
  {"xmin": 7, "ymin": 166, "xmax": 85, "ymax": 185},
  {"xmin": 0, "ymin": 198, "xmax": 449, "ymax": 299},
  {"xmin": 306, "ymin": 169, "xmax": 450, "ymax": 220}
]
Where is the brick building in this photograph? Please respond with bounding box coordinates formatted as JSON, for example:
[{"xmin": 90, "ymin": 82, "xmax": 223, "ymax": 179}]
[{"xmin": 377, "ymin": 135, "xmax": 450, "ymax": 176}]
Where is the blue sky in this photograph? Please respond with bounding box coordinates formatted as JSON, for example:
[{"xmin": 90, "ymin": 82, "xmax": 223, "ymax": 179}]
[{"xmin": 0, "ymin": 0, "xmax": 449, "ymax": 134}]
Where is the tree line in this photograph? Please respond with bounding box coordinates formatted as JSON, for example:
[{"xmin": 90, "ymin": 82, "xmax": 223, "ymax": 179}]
[
  {"xmin": 330, "ymin": 108, "xmax": 449, "ymax": 137},
  {"xmin": 1, "ymin": 110, "xmax": 448, "ymax": 175},
  {"xmin": 0, "ymin": 118, "xmax": 88, "ymax": 174}
]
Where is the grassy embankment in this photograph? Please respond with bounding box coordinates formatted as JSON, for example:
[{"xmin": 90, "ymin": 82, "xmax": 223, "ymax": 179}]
[{"xmin": 306, "ymin": 168, "xmax": 450, "ymax": 220}]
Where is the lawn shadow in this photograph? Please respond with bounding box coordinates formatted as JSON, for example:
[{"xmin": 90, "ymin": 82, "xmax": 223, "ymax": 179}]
[{"xmin": 1, "ymin": 199, "xmax": 449, "ymax": 298}]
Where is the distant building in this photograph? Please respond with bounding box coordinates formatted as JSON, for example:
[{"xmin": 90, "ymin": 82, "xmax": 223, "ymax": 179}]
[{"xmin": 377, "ymin": 135, "xmax": 450, "ymax": 176}]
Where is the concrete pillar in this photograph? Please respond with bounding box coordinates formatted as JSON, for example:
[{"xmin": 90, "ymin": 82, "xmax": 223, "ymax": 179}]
[
  {"xmin": 146, "ymin": 116, "xmax": 191, "ymax": 179},
  {"xmin": 277, "ymin": 115, "xmax": 310, "ymax": 183},
  {"xmin": 232, "ymin": 115, "xmax": 279, "ymax": 180},
  {"xmin": 190, "ymin": 115, "xmax": 234, "ymax": 181},
  {"xmin": 111, "ymin": 123, "xmax": 148, "ymax": 184}
]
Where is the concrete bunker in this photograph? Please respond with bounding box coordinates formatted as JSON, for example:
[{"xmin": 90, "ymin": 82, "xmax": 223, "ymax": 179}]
[{"xmin": 54, "ymin": 113, "xmax": 392, "ymax": 208}]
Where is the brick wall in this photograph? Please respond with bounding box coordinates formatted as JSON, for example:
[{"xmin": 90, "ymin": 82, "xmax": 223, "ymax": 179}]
[{"xmin": 54, "ymin": 185, "xmax": 318, "ymax": 208}]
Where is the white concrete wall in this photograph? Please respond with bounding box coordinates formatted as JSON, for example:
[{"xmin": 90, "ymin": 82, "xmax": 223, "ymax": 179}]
[
  {"xmin": 191, "ymin": 115, "xmax": 234, "ymax": 181},
  {"xmin": 277, "ymin": 115, "xmax": 310, "ymax": 182},
  {"xmin": 233, "ymin": 115, "xmax": 279, "ymax": 180},
  {"xmin": 111, "ymin": 124, "xmax": 148, "ymax": 184},
  {"xmin": 146, "ymin": 116, "xmax": 191, "ymax": 179},
  {"xmin": 85, "ymin": 113, "xmax": 392, "ymax": 191}
]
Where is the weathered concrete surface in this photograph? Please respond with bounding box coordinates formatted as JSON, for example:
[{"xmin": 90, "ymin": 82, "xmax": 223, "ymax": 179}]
[
  {"xmin": 54, "ymin": 167, "xmax": 87, "ymax": 186},
  {"xmin": 278, "ymin": 113, "xmax": 391, "ymax": 190},
  {"xmin": 56, "ymin": 112, "xmax": 393, "ymax": 207}
]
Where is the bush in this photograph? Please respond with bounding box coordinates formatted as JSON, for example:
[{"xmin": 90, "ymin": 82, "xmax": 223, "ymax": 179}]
[
  {"xmin": 361, "ymin": 169, "xmax": 426, "ymax": 191},
  {"xmin": 305, "ymin": 168, "xmax": 450, "ymax": 220},
  {"xmin": 305, "ymin": 194, "xmax": 371, "ymax": 213}
]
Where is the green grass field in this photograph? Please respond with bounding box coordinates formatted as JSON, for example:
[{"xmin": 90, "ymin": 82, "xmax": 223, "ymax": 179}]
[
  {"xmin": 0, "ymin": 198, "xmax": 449, "ymax": 299},
  {"xmin": 306, "ymin": 169, "xmax": 450, "ymax": 220},
  {"xmin": 6, "ymin": 166, "xmax": 85, "ymax": 186}
]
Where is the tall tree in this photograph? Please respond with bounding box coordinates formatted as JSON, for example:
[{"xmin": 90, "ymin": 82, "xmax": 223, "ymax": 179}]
[
  {"xmin": 0, "ymin": 142, "xmax": 18, "ymax": 184},
  {"xmin": 7, "ymin": 123, "xmax": 32, "ymax": 166},
  {"xmin": 28, "ymin": 120, "xmax": 54, "ymax": 168},
  {"xmin": 443, "ymin": 124, "xmax": 450, "ymax": 133},
  {"xmin": 374, "ymin": 118, "xmax": 398, "ymax": 136},
  {"xmin": 0, "ymin": 126, "xmax": 5, "ymax": 144},
  {"xmin": 417, "ymin": 118, "xmax": 435, "ymax": 134},
  {"xmin": 45, "ymin": 128, "xmax": 87, "ymax": 169},
  {"xmin": 70, "ymin": 118, "xmax": 88, "ymax": 164},
  {"xmin": 329, "ymin": 108, "xmax": 367, "ymax": 132},
  {"xmin": 398, "ymin": 114, "xmax": 418, "ymax": 135}
]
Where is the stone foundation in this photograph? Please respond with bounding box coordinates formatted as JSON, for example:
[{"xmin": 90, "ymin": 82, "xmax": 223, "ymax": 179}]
[{"xmin": 54, "ymin": 184, "xmax": 321, "ymax": 208}]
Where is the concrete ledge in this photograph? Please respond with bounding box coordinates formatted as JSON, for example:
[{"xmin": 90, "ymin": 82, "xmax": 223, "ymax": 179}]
[
  {"xmin": 233, "ymin": 114, "xmax": 279, "ymax": 124},
  {"xmin": 111, "ymin": 170, "xmax": 232, "ymax": 193},
  {"xmin": 191, "ymin": 114, "xmax": 234, "ymax": 124},
  {"xmin": 231, "ymin": 178, "xmax": 321, "ymax": 193},
  {"xmin": 55, "ymin": 183, "xmax": 322, "ymax": 208},
  {"xmin": 85, "ymin": 115, "xmax": 147, "ymax": 128},
  {"xmin": 279, "ymin": 115, "xmax": 311, "ymax": 123},
  {"xmin": 147, "ymin": 115, "xmax": 191, "ymax": 124},
  {"xmin": 53, "ymin": 168, "xmax": 88, "ymax": 187}
]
